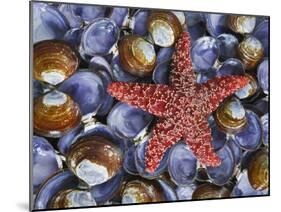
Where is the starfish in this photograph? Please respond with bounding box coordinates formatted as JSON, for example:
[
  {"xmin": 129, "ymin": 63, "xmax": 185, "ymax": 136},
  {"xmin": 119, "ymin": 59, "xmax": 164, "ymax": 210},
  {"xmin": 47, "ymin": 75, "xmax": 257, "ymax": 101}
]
[{"xmin": 108, "ymin": 32, "xmax": 249, "ymax": 173}]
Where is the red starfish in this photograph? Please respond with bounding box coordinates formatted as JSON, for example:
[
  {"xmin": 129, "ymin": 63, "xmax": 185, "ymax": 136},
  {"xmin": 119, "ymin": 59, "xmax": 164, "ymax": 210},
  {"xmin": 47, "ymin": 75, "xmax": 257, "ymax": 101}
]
[{"xmin": 108, "ymin": 32, "xmax": 249, "ymax": 173}]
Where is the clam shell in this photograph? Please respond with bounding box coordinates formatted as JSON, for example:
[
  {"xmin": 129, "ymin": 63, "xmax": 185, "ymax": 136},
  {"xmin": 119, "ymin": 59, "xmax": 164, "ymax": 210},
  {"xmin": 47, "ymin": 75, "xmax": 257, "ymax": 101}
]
[
  {"xmin": 238, "ymin": 36, "xmax": 264, "ymax": 70},
  {"xmin": 233, "ymin": 110, "xmax": 262, "ymax": 151},
  {"xmin": 33, "ymin": 40, "xmax": 79, "ymax": 85},
  {"xmin": 147, "ymin": 11, "xmax": 183, "ymax": 47},
  {"xmin": 152, "ymin": 59, "xmax": 171, "ymax": 84},
  {"xmin": 214, "ymin": 97, "xmax": 247, "ymax": 134},
  {"xmin": 107, "ymin": 102, "xmax": 153, "ymax": 139},
  {"xmin": 118, "ymin": 35, "xmax": 156, "ymax": 77},
  {"xmin": 205, "ymin": 14, "xmax": 231, "ymax": 37},
  {"xmin": 34, "ymin": 170, "xmax": 80, "ymax": 210},
  {"xmin": 206, "ymin": 144, "xmax": 235, "ymax": 185},
  {"xmin": 33, "ymin": 90, "xmax": 82, "ymax": 138},
  {"xmin": 121, "ymin": 179, "xmax": 164, "ymax": 203},
  {"xmin": 191, "ymin": 36, "xmax": 220, "ymax": 72},
  {"xmin": 228, "ymin": 15, "xmax": 256, "ymax": 34},
  {"xmin": 192, "ymin": 183, "xmax": 230, "ymax": 199},
  {"xmin": 67, "ymin": 135, "xmax": 123, "ymax": 186},
  {"xmin": 168, "ymin": 143, "xmax": 197, "ymax": 186},
  {"xmin": 248, "ymin": 149, "xmax": 269, "ymax": 190},
  {"xmin": 252, "ymin": 19, "xmax": 269, "ymax": 57},
  {"xmin": 261, "ymin": 113, "xmax": 269, "ymax": 146},
  {"xmin": 217, "ymin": 58, "xmax": 245, "ymax": 77},
  {"xmin": 130, "ymin": 9, "xmax": 150, "ymax": 36},
  {"xmin": 217, "ymin": 34, "xmax": 239, "ymax": 61},
  {"xmin": 257, "ymin": 58, "xmax": 269, "ymax": 94},
  {"xmin": 33, "ymin": 136, "xmax": 61, "ymax": 193}
]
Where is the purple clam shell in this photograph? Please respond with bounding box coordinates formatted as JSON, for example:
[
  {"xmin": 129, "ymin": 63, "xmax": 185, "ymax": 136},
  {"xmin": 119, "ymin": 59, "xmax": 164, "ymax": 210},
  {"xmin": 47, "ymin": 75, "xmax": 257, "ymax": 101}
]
[
  {"xmin": 33, "ymin": 3, "xmax": 70, "ymax": 43},
  {"xmin": 33, "ymin": 136, "xmax": 60, "ymax": 192},
  {"xmin": 81, "ymin": 18, "xmax": 119, "ymax": 56},
  {"xmin": 196, "ymin": 68, "xmax": 217, "ymax": 84},
  {"xmin": 205, "ymin": 14, "xmax": 231, "ymax": 37},
  {"xmin": 123, "ymin": 145, "xmax": 139, "ymax": 175},
  {"xmin": 34, "ymin": 170, "xmax": 80, "ymax": 209},
  {"xmin": 241, "ymin": 150, "xmax": 257, "ymax": 171},
  {"xmin": 231, "ymin": 170, "xmax": 268, "ymax": 197},
  {"xmin": 90, "ymin": 169, "xmax": 124, "ymax": 204},
  {"xmin": 58, "ymin": 125, "xmax": 83, "ymax": 155},
  {"xmin": 131, "ymin": 9, "xmax": 149, "ymax": 36},
  {"xmin": 108, "ymin": 7, "xmax": 129, "ymax": 28},
  {"xmin": 89, "ymin": 56, "xmax": 114, "ymax": 115},
  {"xmin": 59, "ymin": 4, "xmax": 106, "ymax": 28},
  {"xmin": 257, "ymin": 58, "xmax": 269, "ymax": 94},
  {"xmin": 253, "ymin": 97, "xmax": 268, "ymax": 116},
  {"xmin": 226, "ymin": 138, "xmax": 242, "ymax": 165},
  {"xmin": 233, "ymin": 110, "xmax": 262, "ymax": 151},
  {"xmin": 59, "ymin": 70, "xmax": 106, "ymax": 116},
  {"xmin": 185, "ymin": 12, "xmax": 206, "ymax": 43},
  {"xmin": 209, "ymin": 115, "xmax": 227, "ymax": 151},
  {"xmin": 168, "ymin": 143, "xmax": 197, "ymax": 186},
  {"xmin": 135, "ymin": 139, "xmax": 169, "ymax": 179},
  {"xmin": 206, "ymin": 144, "xmax": 235, "ymax": 185},
  {"xmin": 156, "ymin": 47, "xmax": 175, "ymax": 64},
  {"xmin": 157, "ymin": 179, "xmax": 178, "ymax": 201},
  {"xmin": 217, "ymin": 58, "xmax": 245, "ymax": 77},
  {"xmin": 253, "ymin": 19, "xmax": 269, "ymax": 57},
  {"xmin": 111, "ymin": 55, "xmax": 138, "ymax": 82},
  {"xmin": 261, "ymin": 113, "xmax": 269, "ymax": 146},
  {"xmin": 152, "ymin": 60, "xmax": 171, "ymax": 85},
  {"xmin": 176, "ymin": 184, "xmax": 197, "ymax": 200},
  {"xmin": 217, "ymin": 34, "xmax": 239, "ymax": 61},
  {"xmin": 63, "ymin": 27, "xmax": 83, "ymax": 47},
  {"xmin": 107, "ymin": 102, "xmax": 153, "ymax": 139},
  {"xmin": 191, "ymin": 36, "xmax": 220, "ymax": 72}
]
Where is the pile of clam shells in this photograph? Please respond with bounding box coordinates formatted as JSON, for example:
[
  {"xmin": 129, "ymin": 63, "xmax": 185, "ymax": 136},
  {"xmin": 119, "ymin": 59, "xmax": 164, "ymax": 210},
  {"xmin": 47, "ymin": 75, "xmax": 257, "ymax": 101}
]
[{"xmin": 32, "ymin": 2, "xmax": 269, "ymax": 210}]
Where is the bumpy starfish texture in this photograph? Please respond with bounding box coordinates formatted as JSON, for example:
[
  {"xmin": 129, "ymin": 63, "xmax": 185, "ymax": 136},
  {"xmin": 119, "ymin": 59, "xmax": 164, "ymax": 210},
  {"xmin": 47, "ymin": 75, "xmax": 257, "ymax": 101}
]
[{"xmin": 108, "ymin": 32, "xmax": 249, "ymax": 173}]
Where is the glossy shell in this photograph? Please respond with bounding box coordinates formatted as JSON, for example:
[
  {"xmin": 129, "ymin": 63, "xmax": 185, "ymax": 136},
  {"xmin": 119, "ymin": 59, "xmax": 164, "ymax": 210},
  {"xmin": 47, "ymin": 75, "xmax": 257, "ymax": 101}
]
[
  {"xmin": 206, "ymin": 144, "xmax": 235, "ymax": 185},
  {"xmin": 205, "ymin": 14, "xmax": 230, "ymax": 37},
  {"xmin": 80, "ymin": 18, "xmax": 119, "ymax": 56},
  {"xmin": 108, "ymin": 7, "xmax": 129, "ymax": 28},
  {"xmin": 59, "ymin": 70, "xmax": 106, "ymax": 116},
  {"xmin": 168, "ymin": 143, "xmax": 197, "ymax": 186},
  {"xmin": 121, "ymin": 179, "xmax": 164, "ymax": 203},
  {"xmin": 237, "ymin": 36, "xmax": 264, "ymax": 70},
  {"xmin": 67, "ymin": 135, "xmax": 123, "ymax": 186},
  {"xmin": 152, "ymin": 60, "xmax": 171, "ymax": 84},
  {"xmin": 233, "ymin": 110, "xmax": 262, "ymax": 151},
  {"xmin": 107, "ymin": 102, "xmax": 153, "ymax": 139},
  {"xmin": 176, "ymin": 184, "xmax": 197, "ymax": 200},
  {"xmin": 214, "ymin": 97, "xmax": 247, "ymax": 134},
  {"xmin": 33, "ymin": 136, "xmax": 61, "ymax": 192},
  {"xmin": 235, "ymin": 73, "xmax": 259, "ymax": 100},
  {"xmin": 147, "ymin": 11, "xmax": 183, "ymax": 47},
  {"xmin": 34, "ymin": 170, "xmax": 80, "ymax": 210},
  {"xmin": 123, "ymin": 145, "xmax": 139, "ymax": 175},
  {"xmin": 33, "ymin": 91, "xmax": 82, "ymax": 138},
  {"xmin": 33, "ymin": 40, "xmax": 79, "ymax": 85},
  {"xmin": 253, "ymin": 19, "xmax": 269, "ymax": 57},
  {"xmin": 192, "ymin": 183, "xmax": 230, "ymax": 199},
  {"xmin": 257, "ymin": 58, "xmax": 269, "ymax": 94},
  {"xmin": 248, "ymin": 149, "xmax": 269, "ymax": 190},
  {"xmin": 49, "ymin": 189, "xmax": 96, "ymax": 208},
  {"xmin": 118, "ymin": 35, "xmax": 156, "ymax": 77},
  {"xmin": 191, "ymin": 36, "xmax": 219, "ymax": 72},
  {"xmin": 217, "ymin": 34, "xmax": 239, "ymax": 61},
  {"xmin": 228, "ymin": 15, "xmax": 256, "ymax": 34},
  {"xmin": 130, "ymin": 9, "xmax": 149, "ymax": 36},
  {"xmin": 261, "ymin": 113, "xmax": 269, "ymax": 146},
  {"xmin": 33, "ymin": 3, "xmax": 70, "ymax": 43},
  {"xmin": 217, "ymin": 58, "xmax": 245, "ymax": 77}
]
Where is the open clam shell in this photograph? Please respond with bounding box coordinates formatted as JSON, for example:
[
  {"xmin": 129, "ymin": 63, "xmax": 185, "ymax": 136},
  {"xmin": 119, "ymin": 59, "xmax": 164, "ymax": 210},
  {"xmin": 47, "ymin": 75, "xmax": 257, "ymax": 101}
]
[
  {"xmin": 228, "ymin": 15, "xmax": 256, "ymax": 34},
  {"xmin": 33, "ymin": 40, "xmax": 79, "ymax": 85},
  {"xmin": 33, "ymin": 90, "xmax": 82, "ymax": 138},
  {"xmin": 192, "ymin": 183, "xmax": 231, "ymax": 199}
]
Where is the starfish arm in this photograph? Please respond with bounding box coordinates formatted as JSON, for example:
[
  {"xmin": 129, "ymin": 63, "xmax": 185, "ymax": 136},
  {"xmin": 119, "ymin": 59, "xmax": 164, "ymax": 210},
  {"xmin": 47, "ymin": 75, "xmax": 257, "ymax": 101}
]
[
  {"xmin": 183, "ymin": 120, "xmax": 221, "ymax": 167},
  {"xmin": 107, "ymin": 82, "xmax": 173, "ymax": 117},
  {"xmin": 169, "ymin": 31, "xmax": 196, "ymax": 89},
  {"xmin": 145, "ymin": 117, "xmax": 185, "ymax": 173},
  {"xmin": 198, "ymin": 75, "xmax": 249, "ymax": 113}
]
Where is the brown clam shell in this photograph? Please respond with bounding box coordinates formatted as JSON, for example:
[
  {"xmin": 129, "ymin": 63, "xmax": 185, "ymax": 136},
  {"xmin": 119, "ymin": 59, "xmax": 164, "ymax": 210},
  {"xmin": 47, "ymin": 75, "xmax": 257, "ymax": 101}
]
[
  {"xmin": 147, "ymin": 10, "xmax": 183, "ymax": 47},
  {"xmin": 33, "ymin": 40, "xmax": 79, "ymax": 85},
  {"xmin": 248, "ymin": 149, "xmax": 269, "ymax": 190},
  {"xmin": 118, "ymin": 35, "xmax": 156, "ymax": 77},
  {"xmin": 214, "ymin": 96, "xmax": 247, "ymax": 134},
  {"xmin": 121, "ymin": 179, "xmax": 165, "ymax": 203},
  {"xmin": 67, "ymin": 136, "xmax": 123, "ymax": 186},
  {"xmin": 192, "ymin": 183, "xmax": 230, "ymax": 200},
  {"xmin": 33, "ymin": 91, "xmax": 82, "ymax": 138},
  {"xmin": 228, "ymin": 15, "xmax": 256, "ymax": 34},
  {"xmin": 238, "ymin": 36, "xmax": 264, "ymax": 70}
]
